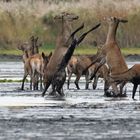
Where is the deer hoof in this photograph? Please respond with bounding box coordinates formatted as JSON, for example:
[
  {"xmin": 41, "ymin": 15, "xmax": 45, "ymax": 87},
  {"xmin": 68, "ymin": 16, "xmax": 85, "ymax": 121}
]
[
  {"xmin": 132, "ymin": 97, "xmax": 137, "ymax": 101},
  {"xmin": 93, "ymin": 85, "xmax": 97, "ymax": 90},
  {"xmin": 104, "ymin": 91, "xmax": 113, "ymax": 97}
]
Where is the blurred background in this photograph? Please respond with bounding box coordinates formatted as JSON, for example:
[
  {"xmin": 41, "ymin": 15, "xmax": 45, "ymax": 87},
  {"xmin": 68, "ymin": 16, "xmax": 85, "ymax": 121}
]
[{"xmin": 0, "ymin": 0, "xmax": 140, "ymax": 54}]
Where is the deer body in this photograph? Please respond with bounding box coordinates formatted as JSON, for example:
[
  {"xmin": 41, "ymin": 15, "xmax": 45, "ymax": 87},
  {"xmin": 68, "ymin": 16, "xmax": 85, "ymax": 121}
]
[
  {"xmin": 21, "ymin": 54, "xmax": 43, "ymax": 90},
  {"xmin": 103, "ymin": 18, "xmax": 128, "ymax": 96},
  {"xmin": 42, "ymin": 21, "xmax": 101, "ymax": 97},
  {"xmin": 87, "ymin": 17, "xmax": 128, "ymax": 96},
  {"xmin": 111, "ymin": 64, "xmax": 140, "ymax": 100},
  {"xmin": 42, "ymin": 12, "xmax": 79, "ymax": 96},
  {"xmin": 91, "ymin": 63, "xmax": 109, "ymax": 90},
  {"xmin": 19, "ymin": 36, "xmax": 44, "ymax": 90},
  {"xmin": 67, "ymin": 55, "xmax": 96, "ymax": 89}
]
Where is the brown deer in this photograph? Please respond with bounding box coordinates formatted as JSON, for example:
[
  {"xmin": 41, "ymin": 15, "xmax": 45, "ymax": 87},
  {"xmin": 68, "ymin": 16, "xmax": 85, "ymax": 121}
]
[
  {"xmin": 85, "ymin": 17, "xmax": 128, "ymax": 97},
  {"xmin": 67, "ymin": 55, "xmax": 109, "ymax": 90},
  {"xmin": 91, "ymin": 62, "xmax": 109, "ymax": 90},
  {"xmin": 19, "ymin": 36, "xmax": 44, "ymax": 90},
  {"xmin": 21, "ymin": 52, "xmax": 52, "ymax": 90},
  {"xmin": 42, "ymin": 22, "xmax": 101, "ymax": 97},
  {"xmin": 18, "ymin": 36, "xmax": 41, "ymax": 62},
  {"xmin": 67, "ymin": 55, "xmax": 96, "ymax": 90},
  {"xmin": 110, "ymin": 64, "xmax": 140, "ymax": 100},
  {"xmin": 42, "ymin": 12, "xmax": 80, "ymax": 96},
  {"xmin": 45, "ymin": 25, "xmax": 100, "ymax": 97}
]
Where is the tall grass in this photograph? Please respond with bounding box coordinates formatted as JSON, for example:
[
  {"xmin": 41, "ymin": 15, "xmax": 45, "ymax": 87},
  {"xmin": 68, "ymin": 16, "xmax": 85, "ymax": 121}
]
[{"xmin": 0, "ymin": 0, "xmax": 140, "ymax": 52}]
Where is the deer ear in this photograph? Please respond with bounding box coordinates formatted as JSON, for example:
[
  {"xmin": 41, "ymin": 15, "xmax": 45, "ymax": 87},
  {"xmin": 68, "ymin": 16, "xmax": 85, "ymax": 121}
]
[
  {"xmin": 42, "ymin": 52, "xmax": 45, "ymax": 59},
  {"xmin": 30, "ymin": 36, "xmax": 34, "ymax": 42},
  {"xmin": 48, "ymin": 52, "xmax": 52, "ymax": 60},
  {"xmin": 119, "ymin": 19, "xmax": 128, "ymax": 23},
  {"xmin": 25, "ymin": 50, "xmax": 29, "ymax": 58},
  {"xmin": 17, "ymin": 45, "xmax": 22, "ymax": 50},
  {"xmin": 18, "ymin": 44, "xmax": 25, "ymax": 51},
  {"xmin": 35, "ymin": 37, "xmax": 38, "ymax": 42}
]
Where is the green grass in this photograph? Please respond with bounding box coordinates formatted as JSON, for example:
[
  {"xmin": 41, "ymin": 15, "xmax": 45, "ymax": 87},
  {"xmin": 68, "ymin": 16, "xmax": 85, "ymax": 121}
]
[
  {"xmin": 121, "ymin": 48, "xmax": 140, "ymax": 55},
  {"xmin": 0, "ymin": 79, "xmax": 27, "ymax": 83},
  {"xmin": 75, "ymin": 47, "xmax": 140, "ymax": 55},
  {"xmin": 0, "ymin": 46, "xmax": 139, "ymax": 56}
]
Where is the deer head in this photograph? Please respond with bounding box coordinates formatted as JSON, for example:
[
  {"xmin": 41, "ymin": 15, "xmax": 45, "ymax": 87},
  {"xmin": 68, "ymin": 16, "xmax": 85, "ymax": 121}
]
[
  {"xmin": 42, "ymin": 52, "xmax": 52, "ymax": 72},
  {"xmin": 54, "ymin": 12, "xmax": 79, "ymax": 22},
  {"xmin": 106, "ymin": 17, "xmax": 128, "ymax": 25}
]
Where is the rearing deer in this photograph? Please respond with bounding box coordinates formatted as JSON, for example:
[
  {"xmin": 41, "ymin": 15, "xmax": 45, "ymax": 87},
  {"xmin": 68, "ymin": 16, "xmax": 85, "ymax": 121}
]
[
  {"xmin": 43, "ymin": 23, "xmax": 101, "ymax": 97},
  {"xmin": 42, "ymin": 12, "xmax": 79, "ymax": 95},
  {"xmin": 85, "ymin": 17, "xmax": 128, "ymax": 97},
  {"xmin": 42, "ymin": 21, "xmax": 101, "ymax": 97}
]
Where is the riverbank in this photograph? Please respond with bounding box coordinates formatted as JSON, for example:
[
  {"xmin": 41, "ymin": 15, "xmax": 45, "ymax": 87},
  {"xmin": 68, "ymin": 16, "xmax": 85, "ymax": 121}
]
[{"xmin": 0, "ymin": 54, "xmax": 140, "ymax": 62}]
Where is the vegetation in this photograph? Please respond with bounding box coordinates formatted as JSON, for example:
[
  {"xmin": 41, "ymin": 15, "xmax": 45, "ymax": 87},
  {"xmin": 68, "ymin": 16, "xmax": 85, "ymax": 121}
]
[{"xmin": 0, "ymin": 0, "xmax": 140, "ymax": 55}]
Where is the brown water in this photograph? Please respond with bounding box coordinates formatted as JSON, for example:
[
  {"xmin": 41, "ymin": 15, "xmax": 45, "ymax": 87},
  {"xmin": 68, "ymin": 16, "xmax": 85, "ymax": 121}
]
[{"xmin": 0, "ymin": 61, "xmax": 140, "ymax": 140}]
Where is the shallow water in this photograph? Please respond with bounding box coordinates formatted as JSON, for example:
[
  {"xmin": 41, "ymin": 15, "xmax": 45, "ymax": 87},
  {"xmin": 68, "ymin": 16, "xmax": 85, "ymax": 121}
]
[{"xmin": 0, "ymin": 61, "xmax": 140, "ymax": 140}]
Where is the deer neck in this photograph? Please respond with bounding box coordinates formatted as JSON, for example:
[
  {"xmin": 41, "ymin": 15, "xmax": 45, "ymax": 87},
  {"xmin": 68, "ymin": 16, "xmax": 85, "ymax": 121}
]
[
  {"xmin": 61, "ymin": 20, "xmax": 72, "ymax": 42},
  {"xmin": 105, "ymin": 22, "xmax": 118, "ymax": 44}
]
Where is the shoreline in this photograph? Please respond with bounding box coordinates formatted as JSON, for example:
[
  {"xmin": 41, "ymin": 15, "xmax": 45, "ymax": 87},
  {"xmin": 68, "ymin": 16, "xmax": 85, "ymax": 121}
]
[{"xmin": 0, "ymin": 54, "xmax": 139, "ymax": 61}]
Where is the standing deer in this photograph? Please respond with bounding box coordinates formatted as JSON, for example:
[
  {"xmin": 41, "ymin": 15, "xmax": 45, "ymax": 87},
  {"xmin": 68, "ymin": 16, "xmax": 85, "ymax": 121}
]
[
  {"xmin": 42, "ymin": 21, "xmax": 101, "ymax": 97},
  {"xmin": 110, "ymin": 64, "xmax": 140, "ymax": 100},
  {"xmin": 85, "ymin": 17, "xmax": 128, "ymax": 97},
  {"xmin": 18, "ymin": 36, "xmax": 41, "ymax": 62},
  {"xmin": 67, "ymin": 54, "xmax": 109, "ymax": 90},
  {"xmin": 19, "ymin": 36, "xmax": 44, "ymax": 90},
  {"xmin": 67, "ymin": 55, "xmax": 96, "ymax": 90},
  {"xmin": 21, "ymin": 52, "xmax": 52, "ymax": 90}
]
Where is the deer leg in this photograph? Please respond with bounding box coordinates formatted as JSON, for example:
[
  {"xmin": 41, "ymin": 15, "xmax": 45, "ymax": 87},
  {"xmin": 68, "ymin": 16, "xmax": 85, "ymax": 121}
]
[
  {"xmin": 119, "ymin": 81, "xmax": 127, "ymax": 96},
  {"xmin": 104, "ymin": 79, "xmax": 112, "ymax": 97},
  {"xmin": 40, "ymin": 74, "xmax": 42, "ymax": 90},
  {"xmin": 49, "ymin": 84, "xmax": 56, "ymax": 96},
  {"xmin": 85, "ymin": 72, "xmax": 89, "ymax": 89},
  {"xmin": 32, "ymin": 72, "xmax": 37, "ymax": 90},
  {"xmin": 28, "ymin": 73, "xmax": 32, "ymax": 90},
  {"xmin": 67, "ymin": 71, "xmax": 72, "ymax": 89},
  {"xmin": 132, "ymin": 83, "xmax": 138, "ymax": 100},
  {"xmin": 21, "ymin": 73, "xmax": 28, "ymax": 90},
  {"xmin": 74, "ymin": 73, "xmax": 81, "ymax": 90},
  {"xmin": 36, "ymin": 73, "xmax": 39, "ymax": 90},
  {"xmin": 42, "ymin": 80, "xmax": 51, "ymax": 97},
  {"xmin": 93, "ymin": 74, "xmax": 99, "ymax": 90},
  {"xmin": 56, "ymin": 71, "xmax": 66, "ymax": 96},
  {"xmin": 111, "ymin": 83, "xmax": 120, "ymax": 97},
  {"xmin": 77, "ymin": 23, "xmax": 101, "ymax": 45},
  {"xmin": 56, "ymin": 84, "xmax": 65, "ymax": 97}
]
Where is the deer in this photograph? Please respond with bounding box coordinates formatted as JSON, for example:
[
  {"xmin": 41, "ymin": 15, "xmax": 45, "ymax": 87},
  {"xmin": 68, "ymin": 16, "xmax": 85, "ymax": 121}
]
[
  {"xmin": 84, "ymin": 17, "xmax": 128, "ymax": 97},
  {"xmin": 18, "ymin": 36, "xmax": 42, "ymax": 62},
  {"xmin": 45, "ymin": 24, "xmax": 101, "ymax": 97},
  {"xmin": 18, "ymin": 36, "xmax": 44, "ymax": 90},
  {"xmin": 21, "ymin": 52, "xmax": 52, "ymax": 90},
  {"xmin": 110, "ymin": 64, "xmax": 140, "ymax": 100},
  {"xmin": 42, "ymin": 21, "xmax": 101, "ymax": 97},
  {"xmin": 67, "ymin": 53, "xmax": 109, "ymax": 90},
  {"xmin": 91, "ymin": 62, "xmax": 109, "ymax": 90},
  {"xmin": 67, "ymin": 55, "xmax": 96, "ymax": 90},
  {"xmin": 41, "ymin": 12, "xmax": 80, "ymax": 95}
]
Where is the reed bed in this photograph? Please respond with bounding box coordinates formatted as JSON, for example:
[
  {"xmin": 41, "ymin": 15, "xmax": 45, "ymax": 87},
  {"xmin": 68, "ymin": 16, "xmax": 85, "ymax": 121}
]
[{"xmin": 0, "ymin": 0, "xmax": 140, "ymax": 52}]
